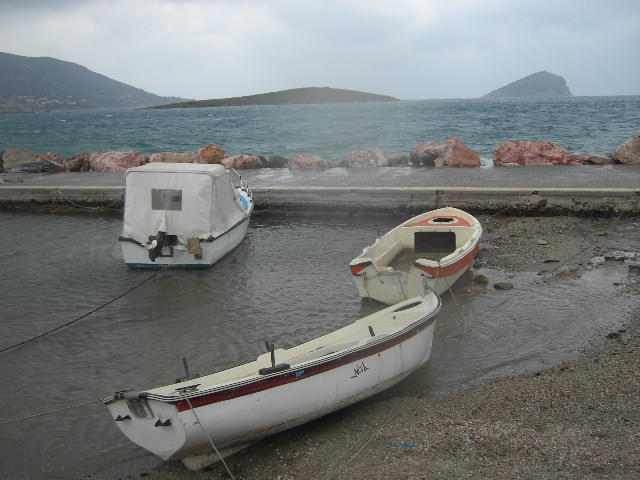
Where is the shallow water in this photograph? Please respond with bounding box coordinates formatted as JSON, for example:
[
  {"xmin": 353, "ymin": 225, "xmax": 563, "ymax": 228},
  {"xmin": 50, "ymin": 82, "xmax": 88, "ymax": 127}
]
[{"xmin": 0, "ymin": 210, "xmax": 637, "ymax": 479}]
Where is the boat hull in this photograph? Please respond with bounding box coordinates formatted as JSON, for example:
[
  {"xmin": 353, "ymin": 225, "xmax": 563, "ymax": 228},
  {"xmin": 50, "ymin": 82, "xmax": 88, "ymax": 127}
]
[
  {"xmin": 120, "ymin": 214, "xmax": 250, "ymax": 268},
  {"xmin": 105, "ymin": 295, "xmax": 440, "ymax": 469},
  {"xmin": 350, "ymin": 208, "xmax": 482, "ymax": 304}
]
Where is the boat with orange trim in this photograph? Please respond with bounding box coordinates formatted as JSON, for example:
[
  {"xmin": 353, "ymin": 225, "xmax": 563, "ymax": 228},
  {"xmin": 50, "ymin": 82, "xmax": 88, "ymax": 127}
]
[
  {"xmin": 349, "ymin": 207, "xmax": 482, "ymax": 304},
  {"xmin": 104, "ymin": 294, "xmax": 440, "ymax": 470}
]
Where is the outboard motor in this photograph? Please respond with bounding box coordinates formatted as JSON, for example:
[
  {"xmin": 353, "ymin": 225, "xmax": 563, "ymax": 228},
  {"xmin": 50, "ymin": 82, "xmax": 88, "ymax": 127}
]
[{"xmin": 146, "ymin": 231, "xmax": 178, "ymax": 262}]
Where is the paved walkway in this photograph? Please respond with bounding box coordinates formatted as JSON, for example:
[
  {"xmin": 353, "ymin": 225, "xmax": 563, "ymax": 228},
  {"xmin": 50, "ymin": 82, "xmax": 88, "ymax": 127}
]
[{"xmin": 1, "ymin": 165, "xmax": 639, "ymax": 214}]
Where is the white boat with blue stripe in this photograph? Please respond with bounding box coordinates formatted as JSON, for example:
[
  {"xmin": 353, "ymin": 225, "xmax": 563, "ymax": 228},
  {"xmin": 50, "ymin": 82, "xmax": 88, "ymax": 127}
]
[{"xmin": 119, "ymin": 163, "xmax": 253, "ymax": 268}]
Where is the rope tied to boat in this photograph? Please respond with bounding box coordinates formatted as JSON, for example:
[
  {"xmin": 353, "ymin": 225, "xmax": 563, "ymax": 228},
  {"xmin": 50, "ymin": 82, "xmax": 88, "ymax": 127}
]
[
  {"xmin": 56, "ymin": 187, "xmax": 124, "ymax": 210},
  {"xmin": 330, "ymin": 207, "xmax": 638, "ymax": 478},
  {"xmin": 0, "ymin": 397, "xmax": 108, "ymax": 425},
  {"xmin": 0, "ymin": 272, "xmax": 158, "ymax": 354},
  {"xmin": 0, "ymin": 235, "xmax": 200, "ymax": 355},
  {"xmin": 437, "ymin": 259, "xmax": 470, "ymax": 345},
  {"xmin": 181, "ymin": 392, "xmax": 237, "ymax": 480}
]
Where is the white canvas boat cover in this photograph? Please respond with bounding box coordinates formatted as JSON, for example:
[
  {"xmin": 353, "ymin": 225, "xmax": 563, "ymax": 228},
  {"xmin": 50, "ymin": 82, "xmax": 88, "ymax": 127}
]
[{"xmin": 122, "ymin": 163, "xmax": 247, "ymax": 245}]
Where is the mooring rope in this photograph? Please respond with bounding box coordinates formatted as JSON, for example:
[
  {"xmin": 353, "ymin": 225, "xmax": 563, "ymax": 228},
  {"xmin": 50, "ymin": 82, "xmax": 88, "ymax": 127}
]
[
  {"xmin": 329, "ymin": 371, "xmax": 440, "ymax": 480},
  {"xmin": 0, "ymin": 238, "xmax": 202, "ymax": 355},
  {"xmin": 329, "ymin": 408, "xmax": 399, "ymax": 480},
  {"xmin": 56, "ymin": 188, "xmax": 124, "ymax": 210},
  {"xmin": 0, "ymin": 272, "xmax": 158, "ymax": 354},
  {"xmin": 435, "ymin": 259, "xmax": 470, "ymax": 346},
  {"xmin": 3, "ymin": 204, "xmax": 634, "ymax": 472},
  {"xmin": 330, "ymin": 205, "xmax": 637, "ymax": 478},
  {"xmin": 183, "ymin": 393, "xmax": 236, "ymax": 480},
  {"xmin": 0, "ymin": 397, "xmax": 108, "ymax": 425}
]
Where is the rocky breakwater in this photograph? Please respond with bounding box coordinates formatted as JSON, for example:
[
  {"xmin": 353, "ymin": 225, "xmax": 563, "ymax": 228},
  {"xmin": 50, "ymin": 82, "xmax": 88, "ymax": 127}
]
[
  {"xmin": 1, "ymin": 135, "xmax": 639, "ymax": 174},
  {"xmin": 2, "ymin": 135, "xmax": 639, "ymax": 214},
  {"xmin": 492, "ymin": 137, "xmax": 640, "ymax": 166}
]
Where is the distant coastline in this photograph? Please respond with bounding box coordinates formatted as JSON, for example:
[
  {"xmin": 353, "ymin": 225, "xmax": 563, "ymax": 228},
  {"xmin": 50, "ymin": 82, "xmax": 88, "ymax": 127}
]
[
  {"xmin": 144, "ymin": 87, "xmax": 399, "ymax": 109},
  {"xmin": 0, "ymin": 53, "xmax": 602, "ymax": 113}
]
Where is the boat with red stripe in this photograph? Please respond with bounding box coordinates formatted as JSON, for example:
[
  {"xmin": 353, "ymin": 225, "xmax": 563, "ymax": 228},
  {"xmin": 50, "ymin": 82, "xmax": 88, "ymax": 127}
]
[
  {"xmin": 349, "ymin": 207, "xmax": 482, "ymax": 304},
  {"xmin": 105, "ymin": 293, "xmax": 441, "ymax": 470}
]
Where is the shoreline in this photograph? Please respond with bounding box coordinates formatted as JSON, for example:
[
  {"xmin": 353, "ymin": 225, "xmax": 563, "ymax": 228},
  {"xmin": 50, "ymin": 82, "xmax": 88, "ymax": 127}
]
[
  {"xmin": 91, "ymin": 215, "xmax": 640, "ymax": 480},
  {"xmin": 138, "ymin": 316, "xmax": 639, "ymax": 480}
]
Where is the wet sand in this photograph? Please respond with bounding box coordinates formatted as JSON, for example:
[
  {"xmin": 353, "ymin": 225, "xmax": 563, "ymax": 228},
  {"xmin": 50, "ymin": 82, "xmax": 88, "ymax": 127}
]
[{"xmin": 105, "ymin": 215, "xmax": 640, "ymax": 480}]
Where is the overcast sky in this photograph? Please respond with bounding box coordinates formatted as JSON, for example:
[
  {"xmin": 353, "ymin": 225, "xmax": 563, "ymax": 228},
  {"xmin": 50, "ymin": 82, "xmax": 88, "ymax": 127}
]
[{"xmin": 1, "ymin": 0, "xmax": 639, "ymax": 100}]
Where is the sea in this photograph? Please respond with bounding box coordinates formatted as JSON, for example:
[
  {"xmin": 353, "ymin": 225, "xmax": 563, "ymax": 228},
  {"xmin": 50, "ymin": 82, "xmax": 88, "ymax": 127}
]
[
  {"xmin": 1, "ymin": 96, "xmax": 639, "ymax": 164},
  {"xmin": 0, "ymin": 96, "xmax": 639, "ymax": 480}
]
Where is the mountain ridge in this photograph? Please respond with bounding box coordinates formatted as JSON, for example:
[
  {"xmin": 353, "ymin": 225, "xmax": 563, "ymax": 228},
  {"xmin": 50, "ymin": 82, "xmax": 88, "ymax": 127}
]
[
  {"xmin": 145, "ymin": 87, "xmax": 399, "ymax": 109},
  {"xmin": 0, "ymin": 52, "xmax": 184, "ymax": 113}
]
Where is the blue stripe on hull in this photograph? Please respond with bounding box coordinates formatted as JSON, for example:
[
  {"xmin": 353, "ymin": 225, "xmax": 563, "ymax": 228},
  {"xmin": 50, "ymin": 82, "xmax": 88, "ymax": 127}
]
[{"xmin": 126, "ymin": 263, "xmax": 213, "ymax": 268}]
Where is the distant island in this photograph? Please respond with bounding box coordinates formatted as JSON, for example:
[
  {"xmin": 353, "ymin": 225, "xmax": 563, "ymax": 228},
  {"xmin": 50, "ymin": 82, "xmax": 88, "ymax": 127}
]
[
  {"xmin": 0, "ymin": 51, "xmax": 578, "ymax": 114},
  {"xmin": 145, "ymin": 87, "xmax": 399, "ymax": 109},
  {"xmin": 482, "ymin": 71, "xmax": 573, "ymax": 98},
  {"xmin": 0, "ymin": 52, "xmax": 185, "ymax": 113}
]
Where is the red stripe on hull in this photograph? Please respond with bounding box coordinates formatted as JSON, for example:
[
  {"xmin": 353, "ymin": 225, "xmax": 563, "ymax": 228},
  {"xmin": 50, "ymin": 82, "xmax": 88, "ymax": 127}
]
[
  {"xmin": 416, "ymin": 243, "xmax": 479, "ymax": 277},
  {"xmin": 411, "ymin": 216, "xmax": 472, "ymax": 227},
  {"xmin": 349, "ymin": 262, "xmax": 371, "ymax": 275},
  {"xmin": 171, "ymin": 315, "xmax": 437, "ymax": 412}
]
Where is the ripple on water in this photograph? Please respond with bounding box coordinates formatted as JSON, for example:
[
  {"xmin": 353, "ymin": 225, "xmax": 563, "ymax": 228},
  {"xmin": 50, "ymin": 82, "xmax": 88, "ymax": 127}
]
[{"xmin": 0, "ymin": 211, "xmax": 637, "ymax": 479}]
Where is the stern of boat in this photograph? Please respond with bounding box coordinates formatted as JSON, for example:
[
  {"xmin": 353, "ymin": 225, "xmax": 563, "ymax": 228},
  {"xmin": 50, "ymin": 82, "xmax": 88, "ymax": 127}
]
[{"xmin": 105, "ymin": 391, "xmax": 187, "ymax": 460}]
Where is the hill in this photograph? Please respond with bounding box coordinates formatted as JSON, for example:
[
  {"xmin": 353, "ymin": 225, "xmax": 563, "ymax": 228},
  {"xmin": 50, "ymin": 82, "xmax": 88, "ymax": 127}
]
[
  {"xmin": 0, "ymin": 52, "xmax": 185, "ymax": 113},
  {"xmin": 146, "ymin": 87, "xmax": 399, "ymax": 109},
  {"xmin": 482, "ymin": 71, "xmax": 573, "ymax": 98}
]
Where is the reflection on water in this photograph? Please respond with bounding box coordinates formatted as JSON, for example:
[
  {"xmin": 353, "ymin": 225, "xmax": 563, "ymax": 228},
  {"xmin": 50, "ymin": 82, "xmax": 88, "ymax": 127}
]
[{"xmin": 0, "ymin": 210, "xmax": 637, "ymax": 479}]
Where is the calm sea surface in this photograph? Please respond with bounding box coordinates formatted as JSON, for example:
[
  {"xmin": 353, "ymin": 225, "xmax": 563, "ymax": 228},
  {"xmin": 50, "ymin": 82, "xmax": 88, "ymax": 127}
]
[
  {"xmin": 1, "ymin": 97, "xmax": 639, "ymax": 479},
  {"xmin": 0, "ymin": 209, "xmax": 638, "ymax": 479},
  {"xmin": 1, "ymin": 96, "xmax": 639, "ymax": 164}
]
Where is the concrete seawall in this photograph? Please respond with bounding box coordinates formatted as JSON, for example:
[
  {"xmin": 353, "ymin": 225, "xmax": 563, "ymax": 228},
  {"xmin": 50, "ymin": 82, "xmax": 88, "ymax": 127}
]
[
  {"xmin": 253, "ymin": 186, "xmax": 639, "ymax": 215},
  {"xmin": 1, "ymin": 167, "xmax": 639, "ymax": 215}
]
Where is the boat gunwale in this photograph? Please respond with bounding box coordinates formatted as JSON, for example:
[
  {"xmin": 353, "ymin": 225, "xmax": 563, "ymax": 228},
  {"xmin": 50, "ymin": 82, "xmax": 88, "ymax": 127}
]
[{"xmin": 413, "ymin": 235, "xmax": 481, "ymax": 268}]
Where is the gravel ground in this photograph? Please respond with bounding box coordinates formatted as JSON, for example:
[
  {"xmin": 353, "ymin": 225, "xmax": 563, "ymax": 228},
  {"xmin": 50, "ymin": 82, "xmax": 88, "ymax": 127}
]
[{"xmin": 109, "ymin": 215, "xmax": 640, "ymax": 480}]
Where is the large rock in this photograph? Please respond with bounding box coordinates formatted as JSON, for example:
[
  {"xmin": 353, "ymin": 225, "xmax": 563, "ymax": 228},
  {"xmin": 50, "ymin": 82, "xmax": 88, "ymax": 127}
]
[
  {"xmin": 1, "ymin": 147, "xmax": 39, "ymax": 171},
  {"xmin": 493, "ymin": 141, "xmax": 583, "ymax": 166},
  {"xmin": 288, "ymin": 154, "xmax": 333, "ymax": 170},
  {"xmin": 65, "ymin": 152, "xmax": 91, "ymax": 172},
  {"xmin": 612, "ymin": 136, "xmax": 640, "ymax": 164},
  {"xmin": 150, "ymin": 152, "xmax": 196, "ymax": 163},
  {"xmin": 221, "ymin": 154, "xmax": 264, "ymax": 169},
  {"xmin": 409, "ymin": 142, "xmax": 443, "ymax": 166},
  {"xmin": 8, "ymin": 161, "xmax": 64, "ymax": 173},
  {"xmin": 196, "ymin": 143, "xmax": 226, "ymax": 164},
  {"xmin": 4, "ymin": 150, "xmax": 65, "ymax": 173},
  {"xmin": 438, "ymin": 136, "xmax": 481, "ymax": 167},
  {"xmin": 410, "ymin": 139, "xmax": 479, "ymax": 167},
  {"xmin": 342, "ymin": 146, "xmax": 388, "ymax": 168},
  {"xmin": 89, "ymin": 151, "xmax": 146, "ymax": 172},
  {"xmin": 265, "ymin": 155, "xmax": 289, "ymax": 168},
  {"xmin": 38, "ymin": 152, "xmax": 65, "ymax": 172},
  {"xmin": 37, "ymin": 152, "xmax": 65, "ymax": 172},
  {"xmin": 387, "ymin": 152, "xmax": 409, "ymax": 167},
  {"xmin": 577, "ymin": 153, "xmax": 614, "ymax": 165}
]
